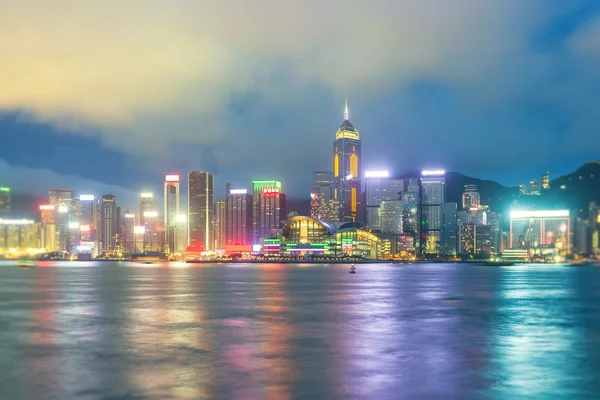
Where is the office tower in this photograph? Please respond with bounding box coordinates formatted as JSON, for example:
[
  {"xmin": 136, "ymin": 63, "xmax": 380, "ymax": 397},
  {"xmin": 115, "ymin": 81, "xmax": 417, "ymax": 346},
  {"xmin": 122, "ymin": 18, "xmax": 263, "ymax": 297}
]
[
  {"xmin": 0, "ymin": 218, "xmax": 37, "ymax": 251},
  {"xmin": 252, "ymin": 181, "xmax": 286, "ymax": 242},
  {"xmin": 529, "ymin": 179, "xmax": 541, "ymax": 195},
  {"xmin": 401, "ymin": 189, "xmax": 419, "ymax": 244},
  {"xmin": 39, "ymin": 205, "xmax": 56, "ymax": 252},
  {"xmin": 78, "ymin": 195, "xmax": 98, "ymax": 241},
  {"xmin": 441, "ymin": 202, "xmax": 458, "ymax": 256},
  {"xmin": 0, "ymin": 187, "xmax": 10, "ymax": 213},
  {"xmin": 519, "ymin": 182, "xmax": 528, "ymax": 196},
  {"xmin": 460, "ymin": 224, "xmax": 491, "ymax": 256},
  {"xmin": 175, "ymin": 214, "xmax": 188, "ymax": 253},
  {"xmin": 364, "ymin": 171, "xmax": 404, "ymax": 230},
  {"xmin": 101, "ymin": 194, "xmax": 117, "ymax": 251},
  {"xmin": 421, "ymin": 170, "xmax": 446, "ymax": 255},
  {"xmin": 215, "ymin": 198, "xmax": 226, "ymax": 250},
  {"xmin": 49, "ymin": 189, "xmax": 74, "ymax": 207},
  {"xmin": 227, "ymin": 189, "xmax": 253, "ymax": 246},
  {"xmin": 380, "ymin": 200, "xmax": 403, "ymax": 234},
  {"xmin": 188, "ymin": 171, "xmax": 214, "ymax": 252},
  {"xmin": 333, "ymin": 99, "xmax": 361, "ymax": 222},
  {"xmin": 164, "ymin": 175, "xmax": 180, "ymax": 254},
  {"xmin": 488, "ymin": 212, "xmax": 503, "ymax": 254},
  {"xmin": 124, "ymin": 212, "xmax": 136, "ymax": 254},
  {"xmin": 140, "ymin": 193, "xmax": 155, "ymax": 219},
  {"xmin": 541, "ymin": 172, "xmax": 550, "ymax": 190},
  {"xmin": 310, "ymin": 172, "xmax": 337, "ymax": 221},
  {"xmin": 462, "ymin": 184, "xmax": 481, "ymax": 210}
]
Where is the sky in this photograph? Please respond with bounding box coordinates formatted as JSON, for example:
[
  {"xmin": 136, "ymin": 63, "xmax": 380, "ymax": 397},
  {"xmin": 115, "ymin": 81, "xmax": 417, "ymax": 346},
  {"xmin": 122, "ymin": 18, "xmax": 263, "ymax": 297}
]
[{"xmin": 1, "ymin": 0, "xmax": 600, "ymax": 210}]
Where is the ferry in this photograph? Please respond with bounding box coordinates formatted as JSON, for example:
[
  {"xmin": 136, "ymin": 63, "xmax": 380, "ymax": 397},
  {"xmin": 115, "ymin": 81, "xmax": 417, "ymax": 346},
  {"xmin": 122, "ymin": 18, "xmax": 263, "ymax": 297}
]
[{"xmin": 130, "ymin": 252, "xmax": 168, "ymax": 263}]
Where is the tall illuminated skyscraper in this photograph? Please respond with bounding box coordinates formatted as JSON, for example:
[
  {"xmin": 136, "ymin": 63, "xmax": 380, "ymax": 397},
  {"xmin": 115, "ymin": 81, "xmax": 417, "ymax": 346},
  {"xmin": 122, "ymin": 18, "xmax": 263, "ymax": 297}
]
[
  {"xmin": 421, "ymin": 170, "xmax": 446, "ymax": 255},
  {"xmin": 252, "ymin": 181, "xmax": 286, "ymax": 243},
  {"xmin": 0, "ymin": 187, "xmax": 10, "ymax": 213},
  {"xmin": 333, "ymin": 99, "xmax": 361, "ymax": 222},
  {"xmin": 227, "ymin": 189, "xmax": 253, "ymax": 246},
  {"xmin": 164, "ymin": 175, "xmax": 180, "ymax": 254},
  {"xmin": 101, "ymin": 194, "xmax": 117, "ymax": 251},
  {"xmin": 310, "ymin": 172, "xmax": 337, "ymax": 221},
  {"xmin": 124, "ymin": 212, "xmax": 136, "ymax": 254},
  {"xmin": 188, "ymin": 171, "xmax": 214, "ymax": 252},
  {"xmin": 214, "ymin": 198, "xmax": 226, "ymax": 250}
]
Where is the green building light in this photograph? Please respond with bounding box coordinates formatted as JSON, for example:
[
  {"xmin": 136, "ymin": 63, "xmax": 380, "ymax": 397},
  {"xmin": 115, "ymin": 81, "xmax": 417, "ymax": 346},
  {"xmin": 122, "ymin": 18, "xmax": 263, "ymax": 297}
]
[{"xmin": 0, "ymin": 187, "xmax": 9, "ymax": 192}]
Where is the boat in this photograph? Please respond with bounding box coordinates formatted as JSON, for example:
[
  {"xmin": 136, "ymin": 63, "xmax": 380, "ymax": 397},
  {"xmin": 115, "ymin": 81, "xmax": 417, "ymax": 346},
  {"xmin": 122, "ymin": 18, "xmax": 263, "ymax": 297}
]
[
  {"xmin": 349, "ymin": 265, "xmax": 356, "ymax": 274},
  {"xmin": 130, "ymin": 252, "xmax": 168, "ymax": 263},
  {"xmin": 16, "ymin": 260, "xmax": 34, "ymax": 268}
]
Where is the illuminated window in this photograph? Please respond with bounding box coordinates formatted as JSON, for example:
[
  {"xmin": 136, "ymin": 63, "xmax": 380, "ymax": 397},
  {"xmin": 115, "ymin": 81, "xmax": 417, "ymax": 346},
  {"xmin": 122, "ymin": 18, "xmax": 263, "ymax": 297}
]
[
  {"xmin": 351, "ymin": 188, "xmax": 357, "ymax": 213},
  {"xmin": 350, "ymin": 154, "xmax": 358, "ymax": 177},
  {"xmin": 334, "ymin": 154, "xmax": 339, "ymax": 177}
]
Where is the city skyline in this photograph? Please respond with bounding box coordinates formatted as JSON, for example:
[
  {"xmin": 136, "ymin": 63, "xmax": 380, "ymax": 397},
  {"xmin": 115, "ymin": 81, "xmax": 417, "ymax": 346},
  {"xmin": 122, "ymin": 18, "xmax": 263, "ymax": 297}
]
[{"xmin": 2, "ymin": 2, "xmax": 600, "ymax": 203}]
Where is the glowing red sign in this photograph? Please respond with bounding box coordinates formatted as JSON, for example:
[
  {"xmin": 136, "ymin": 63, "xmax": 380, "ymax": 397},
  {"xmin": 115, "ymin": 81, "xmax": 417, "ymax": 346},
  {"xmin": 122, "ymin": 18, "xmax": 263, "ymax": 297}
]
[
  {"xmin": 165, "ymin": 175, "xmax": 180, "ymax": 182},
  {"xmin": 263, "ymin": 188, "xmax": 280, "ymax": 194}
]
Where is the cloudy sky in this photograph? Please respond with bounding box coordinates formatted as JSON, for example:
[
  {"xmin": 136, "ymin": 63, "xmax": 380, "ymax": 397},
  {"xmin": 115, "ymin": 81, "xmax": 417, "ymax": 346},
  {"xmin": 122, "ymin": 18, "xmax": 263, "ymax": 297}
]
[{"xmin": 1, "ymin": 0, "xmax": 600, "ymax": 209}]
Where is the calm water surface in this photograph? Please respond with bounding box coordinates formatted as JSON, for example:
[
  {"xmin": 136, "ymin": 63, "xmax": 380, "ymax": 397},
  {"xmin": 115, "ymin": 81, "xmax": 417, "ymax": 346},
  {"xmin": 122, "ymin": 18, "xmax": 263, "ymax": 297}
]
[{"xmin": 0, "ymin": 262, "xmax": 599, "ymax": 399}]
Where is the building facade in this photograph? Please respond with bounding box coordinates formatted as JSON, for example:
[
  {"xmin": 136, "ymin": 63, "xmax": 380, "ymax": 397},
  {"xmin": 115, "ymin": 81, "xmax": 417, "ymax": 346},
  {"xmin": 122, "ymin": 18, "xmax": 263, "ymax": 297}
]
[
  {"xmin": 188, "ymin": 171, "xmax": 214, "ymax": 252},
  {"xmin": 214, "ymin": 198, "xmax": 226, "ymax": 250},
  {"xmin": 227, "ymin": 189, "xmax": 253, "ymax": 247},
  {"xmin": 101, "ymin": 194, "xmax": 117, "ymax": 251},
  {"xmin": 420, "ymin": 170, "xmax": 446, "ymax": 255},
  {"xmin": 164, "ymin": 175, "xmax": 180, "ymax": 254},
  {"xmin": 252, "ymin": 181, "xmax": 286, "ymax": 243},
  {"xmin": 333, "ymin": 100, "xmax": 361, "ymax": 222}
]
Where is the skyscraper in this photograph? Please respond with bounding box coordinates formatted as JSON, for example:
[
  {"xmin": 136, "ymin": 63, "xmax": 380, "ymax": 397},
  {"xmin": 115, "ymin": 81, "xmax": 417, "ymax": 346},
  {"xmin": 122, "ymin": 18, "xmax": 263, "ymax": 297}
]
[
  {"xmin": 188, "ymin": 171, "xmax": 214, "ymax": 252},
  {"xmin": 310, "ymin": 172, "xmax": 337, "ymax": 221},
  {"xmin": 214, "ymin": 198, "xmax": 226, "ymax": 250},
  {"xmin": 380, "ymin": 200, "xmax": 403, "ymax": 234},
  {"xmin": 78, "ymin": 195, "xmax": 98, "ymax": 241},
  {"xmin": 421, "ymin": 170, "xmax": 446, "ymax": 255},
  {"xmin": 333, "ymin": 99, "xmax": 361, "ymax": 222},
  {"xmin": 124, "ymin": 212, "xmax": 136, "ymax": 254},
  {"xmin": 440, "ymin": 202, "xmax": 458, "ymax": 256},
  {"xmin": 252, "ymin": 181, "xmax": 286, "ymax": 242},
  {"xmin": 227, "ymin": 189, "xmax": 253, "ymax": 246},
  {"xmin": 462, "ymin": 184, "xmax": 481, "ymax": 210},
  {"xmin": 542, "ymin": 172, "xmax": 550, "ymax": 190},
  {"xmin": 364, "ymin": 171, "xmax": 404, "ymax": 231},
  {"xmin": 101, "ymin": 194, "xmax": 117, "ymax": 251},
  {"xmin": 164, "ymin": 175, "xmax": 180, "ymax": 254},
  {"xmin": 0, "ymin": 187, "xmax": 10, "ymax": 213},
  {"xmin": 49, "ymin": 189, "xmax": 74, "ymax": 207},
  {"xmin": 529, "ymin": 179, "xmax": 541, "ymax": 195}
]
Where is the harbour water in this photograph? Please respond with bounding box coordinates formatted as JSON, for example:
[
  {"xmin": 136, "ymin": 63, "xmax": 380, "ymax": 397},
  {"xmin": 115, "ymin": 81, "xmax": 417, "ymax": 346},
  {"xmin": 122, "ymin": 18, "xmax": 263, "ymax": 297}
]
[{"xmin": 0, "ymin": 262, "xmax": 599, "ymax": 399}]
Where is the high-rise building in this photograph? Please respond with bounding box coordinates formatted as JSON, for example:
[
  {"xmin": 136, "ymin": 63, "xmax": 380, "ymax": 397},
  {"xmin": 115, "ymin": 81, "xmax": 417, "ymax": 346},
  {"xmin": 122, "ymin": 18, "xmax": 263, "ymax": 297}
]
[
  {"xmin": 188, "ymin": 171, "xmax": 214, "ymax": 252},
  {"xmin": 529, "ymin": 179, "xmax": 541, "ymax": 195},
  {"xmin": 215, "ymin": 198, "xmax": 226, "ymax": 250},
  {"xmin": 462, "ymin": 184, "xmax": 481, "ymax": 210},
  {"xmin": 124, "ymin": 212, "xmax": 136, "ymax": 254},
  {"xmin": 519, "ymin": 182, "xmax": 528, "ymax": 196},
  {"xmin": 380, "ymin": 200, "xmax": 402, "ymax": 234},
  {"xmin": 252, "ymin": 181, "xmax": 286, "ymax": 242},
  {"xmin": 0, "ymin": 218, "xmax": 38, "ymax": 251},
  {"xmin": 164, "ymin": 175, "xmax": 180, "ymax": 254},
  {"xmin": 421, "ymin": 170, "xmax": 446, "ymax": 255},
  {"xmin": 39, "ymin": 205, "xmax": 56, "ymax": 252},
  {"xmin": 101, "ymin": 194, "xmax": 117, "ymax": 251},
  {"xmin": 140, "ymin": 193, "xmax": 155, "ymax": 219},
  {"xmin": 78, "ymin": 195, "xmax": 99, "ymax": 241},
  {"xmin": 542, "ymin": 172, "xmax": 550, "ymax": 190},
  {"xmin": 440, "ymin": 202, "xmax": 458, "ymax": 256},
  {"xmin": 364, "ymin": 171, "xmax": 404, "ymax": 231},
  {"xmin": 310, "ymin": 172, "xmax": 337, "ymax": 221},
  {"xmin": 49, "ymin": 189, "xmax": 74, "ymax": 207},
  {"xmin": 227, "ymin": 189, "xmax": 253, "ymax": 246},
  {"xmin": 401, "ymin": 188, "xmax": 420, "ymax": 252},
  {"xmin": 175, "ymin": 214, "xmax": 188, "ymax": 253},
  {"xmin": 333, "ymin": 99, "xmax": 361, "ymax": 222},
  {"xmin": 48, "ymin": 189, "xmax": 75, "ymax": 252},
  {"xmin": 0, "ymin": 187, "xmax": 10, "ymax": 213}
]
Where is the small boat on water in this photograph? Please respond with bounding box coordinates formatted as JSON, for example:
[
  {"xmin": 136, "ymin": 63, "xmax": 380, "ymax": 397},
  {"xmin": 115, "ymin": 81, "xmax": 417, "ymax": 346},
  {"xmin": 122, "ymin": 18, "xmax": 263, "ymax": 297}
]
[
  {"xmin": 16, "ymin": 260, "xmax": 34, "ymax": 268},
  {"xmin": 130, "ymin": 252, "xmax": 168, "ymax": 263},
  {"xmin": 349, "ymin": 265, "xmax": 356, "ymax": 274}
]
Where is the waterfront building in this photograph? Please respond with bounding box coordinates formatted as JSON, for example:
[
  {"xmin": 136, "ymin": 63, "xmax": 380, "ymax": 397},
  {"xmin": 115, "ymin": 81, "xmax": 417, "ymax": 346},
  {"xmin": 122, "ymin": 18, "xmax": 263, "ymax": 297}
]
[
  {"xmin": 440, "ymin": 202, "xmax": 458, "ymax": 256},
  {"xmin": 333, "ymin": 100, "xmax": 361, "ymax": 222},
  {"xmin": 124, "ymin": 212, "xmax": 136, "ymax": 254},
  {"xmin": 0, "ymin": 218, "xmax": 38, "ymax": 252},
  {"xmin": 226, "ymin": 189, "xmax": 253, "ymax": 247},
  {"xmin": 459, "ymin": 224, "xmax": 491, "ymax": 256},
  {"xmin": 252, "ymin": 181, "xmax": 286, "ymax": 243},
  {"xmin": 310, "ymin": 172, "xmax": 337, "ymax": 221},
  {"xmin": 529, "ymin": 180, "xmax": 541, "ymax": 195},
  {"xmin": 175, "ymin": 214, "xmax": 188, "ymax": 253},
  {"xmin": 79, "ymin": 195, "xmax": 99, "ymax": 241},
  {"xmin": 101, "ymin": 194, "xmax": 117, "ymax": 251},
  {"xmin": 282, "ymin": 216, "xmax": 379, "ymax": 258},
  {"xmin": 188, "ymin": 171, "xmax": 214, "ymax": 252},
  {"xmin": 364, "ymin": 171, "xmax": 403, "ymax": 231},
  {"xmin": 215, "ymin": 198, "xmax": 226, "ymax": 250},
  {"xmin": 401, "ymin": 189, "xmax": 420, "ymax": 253},
  {"xmin": 509, "ymin": 209, "xmax": 571, "ymax": 256},
  {"xmin": 380, "ymin": 200, "xmax": 402, "ymax": 235},
  {"xmin": 519, "ymin": 182, "xmax": 528, "ymax": 196},
  {"xmin": 420, "ymin": 170, "xmax": 446, "ymax": 255},
  {"xmin": 0, "ymin": 187, "xmax": 10, "ymax": 213},
  {"xmin": 542, "ymin": 172, "xmax": 550, "ymax": 190},
  {"xmin": 164, "ymin": 175, "xmax": 180, "ymax": 254}
]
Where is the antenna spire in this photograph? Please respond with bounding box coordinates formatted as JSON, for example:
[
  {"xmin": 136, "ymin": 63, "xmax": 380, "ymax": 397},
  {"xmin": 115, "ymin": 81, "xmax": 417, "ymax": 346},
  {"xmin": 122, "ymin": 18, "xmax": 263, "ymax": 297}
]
[{"xmin": 344, "ymin": 97, "xmax": 349, "ymax": 121}]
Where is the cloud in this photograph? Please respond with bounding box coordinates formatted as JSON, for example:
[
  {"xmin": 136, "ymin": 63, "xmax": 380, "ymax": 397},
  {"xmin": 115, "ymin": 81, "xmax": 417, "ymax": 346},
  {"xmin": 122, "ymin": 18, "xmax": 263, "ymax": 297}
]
[
  {"xmin": 0, "ymin": 1, "xmax": 546, "ymax": 151},
  {"xmin": 0, "ymin": 158, "xmax": 141, "ymax": 211}
]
